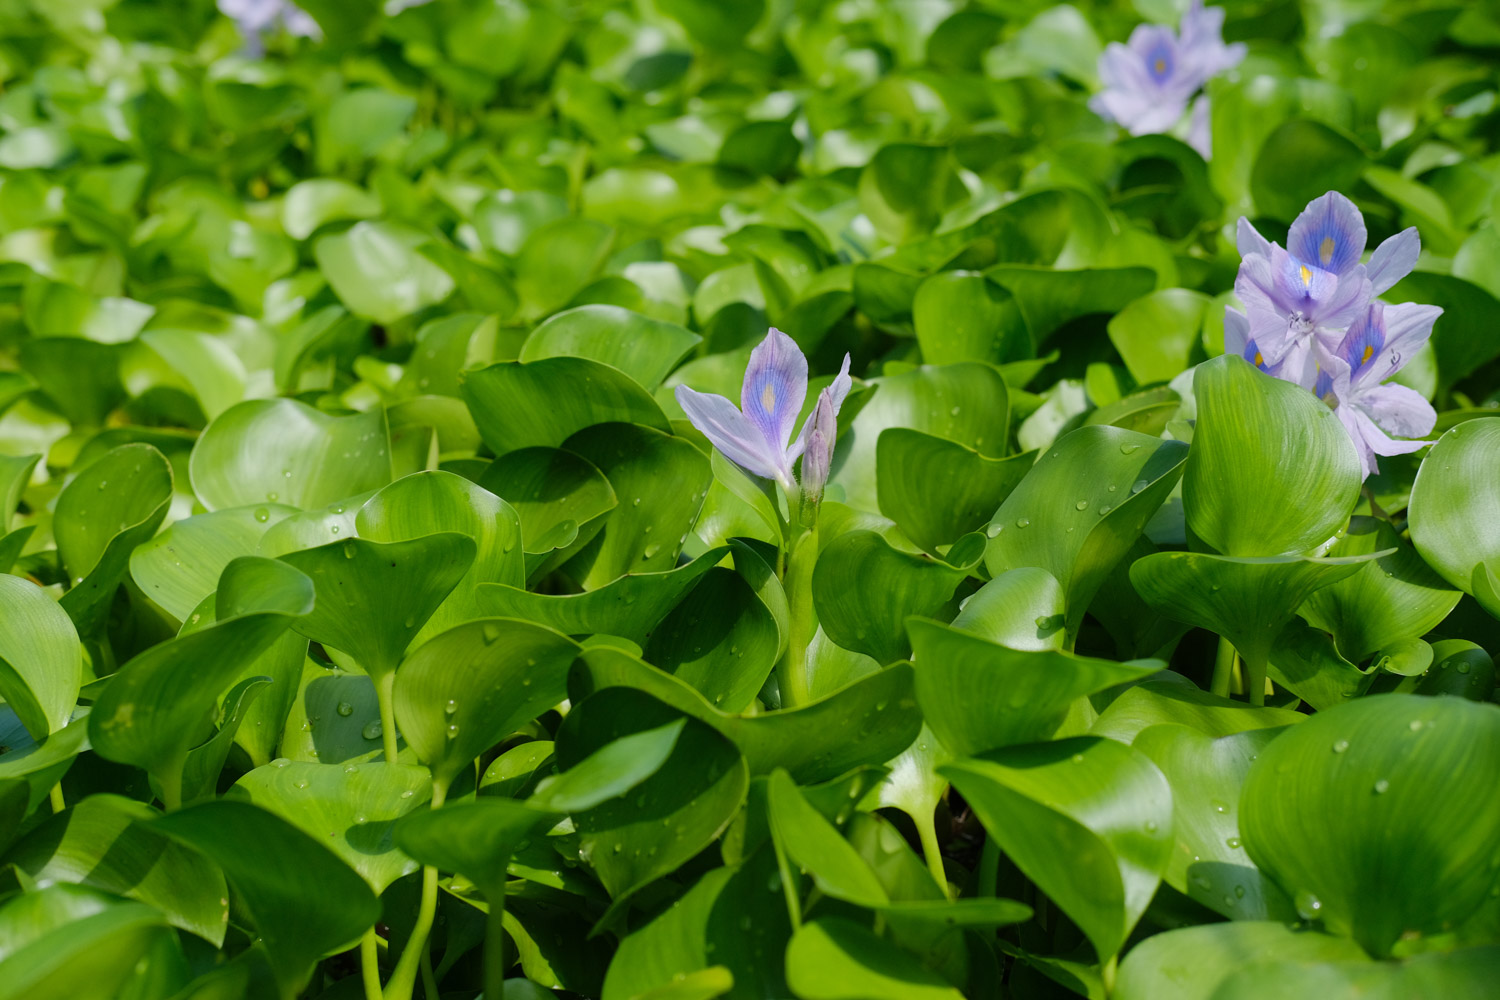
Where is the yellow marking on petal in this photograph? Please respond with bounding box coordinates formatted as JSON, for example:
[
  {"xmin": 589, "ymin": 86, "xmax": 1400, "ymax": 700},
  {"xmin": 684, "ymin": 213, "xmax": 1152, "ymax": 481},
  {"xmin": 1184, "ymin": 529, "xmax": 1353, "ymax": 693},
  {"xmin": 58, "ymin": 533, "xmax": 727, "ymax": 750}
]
[
  {"xmin": 761, "ymin": 383, "xmax": 776, "ymax": 412},
  {"xmin": 1154, "ymin": 57, "xmax": 1166, "ymax": 75},
  {"xmin": 1361, "ymin": 345, "xmax": 1374, "ymax": 365},
  {"xmin": 1320, "ymin": 235, "xmax": 1336, "ymax": 265},
  {"xmin": 1299, "ymin": 265, "xmax": 1311, "ymax": 286},
  {"xmin": 1254, "ymin": 351, "xmax": 1264, "ymax": 367}
]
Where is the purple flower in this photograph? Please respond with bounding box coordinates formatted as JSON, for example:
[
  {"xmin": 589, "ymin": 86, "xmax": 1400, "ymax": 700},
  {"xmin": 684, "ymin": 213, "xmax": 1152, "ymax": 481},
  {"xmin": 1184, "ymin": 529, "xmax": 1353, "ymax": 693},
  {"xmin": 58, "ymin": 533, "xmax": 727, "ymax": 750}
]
[
  {"xmin": 676, "ymin": 328, "xmax": 852, "ymax": 492},
  {"xmin": 1323, "ymin": 301, "xmax": 1441, "ymax": 479},
  {"xmin": 1090, "ymin": 1, "xmax": 1244, "ymax": 150},
  {"xmin": 1225, "ymin": 190, "xmax": 1441, "ymax": 480},
  {"xmin": 799, "ymin": 391, "xmax": 838, "ymax": 503},
  {"xmin": 218, "ymin": 0, "xmax": 321, "ymax": 50}
]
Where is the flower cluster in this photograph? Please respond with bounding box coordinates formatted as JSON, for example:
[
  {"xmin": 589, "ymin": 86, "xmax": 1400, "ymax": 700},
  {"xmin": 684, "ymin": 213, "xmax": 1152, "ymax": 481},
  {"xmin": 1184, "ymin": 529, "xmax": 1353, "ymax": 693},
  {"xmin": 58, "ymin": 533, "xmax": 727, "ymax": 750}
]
[
  {"xmin": 1090, "ymin": 0, "xmax": 1245, "ymax": 159},
  {"xmin": 675, "ymin": 328, "xmax": 851, "ymax": 504},
  {"xmin": 1226, "ymin": 192, "xmax": 1441, "ymax": 479}
]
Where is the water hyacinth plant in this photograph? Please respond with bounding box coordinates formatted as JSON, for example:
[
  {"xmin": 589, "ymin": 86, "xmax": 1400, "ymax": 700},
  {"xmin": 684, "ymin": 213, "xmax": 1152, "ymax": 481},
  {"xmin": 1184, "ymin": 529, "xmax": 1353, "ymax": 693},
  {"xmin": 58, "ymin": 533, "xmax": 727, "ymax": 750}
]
[{"xmin": 1, "ymin": 1, "xmax": 1500, "ymax": 999}]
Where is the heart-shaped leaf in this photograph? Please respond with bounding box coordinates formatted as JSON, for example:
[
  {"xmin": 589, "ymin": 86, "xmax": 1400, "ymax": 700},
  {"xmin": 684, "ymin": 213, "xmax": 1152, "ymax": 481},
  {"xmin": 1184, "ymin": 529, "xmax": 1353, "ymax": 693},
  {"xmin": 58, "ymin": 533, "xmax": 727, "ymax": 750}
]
[
  {"xmin": 1185, "ymin": 356, "xmax": 1362, "ymax": 557},
  {"xmin": 1240, "ymin": 694, "xmax": 1500, "ymax": 956},
  {"xmin": 0, "ymin": 575, "xmax": 81, "ymax": 740},
  {"xmin": 1114, "ymin": 921, "xmax": 1367, "ymax": 1000},
  {"xmin": 877, "ymin": 430, "xmax": 1032, "ymax": 554},
  {"xmin": 913, "ymin": 270, "xmax": 1030, "ymax": 365},
  {"xmin": 1409, "ymin": 419, "xmax": 1500, "ymax": 616},
  {"xmin": 520, "ymin": 305, "xmax": 700, "ymax": 393},
  {"xmin": 130, "ymin": 504, "xmax": 297, "ymax": 621}
]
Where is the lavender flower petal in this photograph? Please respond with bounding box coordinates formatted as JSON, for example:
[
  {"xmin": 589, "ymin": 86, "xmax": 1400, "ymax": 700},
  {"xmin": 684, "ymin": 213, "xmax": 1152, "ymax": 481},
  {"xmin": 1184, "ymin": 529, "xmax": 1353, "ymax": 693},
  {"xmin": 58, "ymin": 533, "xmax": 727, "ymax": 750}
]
[
  {"xmin": 1288, "ymin": 192, "xmax": 1367, "ymax": 276},
  {"xmin": 1366, "ymin": 227, "xmax": 1421, "ymax": 296},
  {"xmin": 675, "ymin": 385, "xmax": 786, "ymax": 483},
  {"xmin": 740, "ymin": 328, "xmax": 808, "ymax": 459}
]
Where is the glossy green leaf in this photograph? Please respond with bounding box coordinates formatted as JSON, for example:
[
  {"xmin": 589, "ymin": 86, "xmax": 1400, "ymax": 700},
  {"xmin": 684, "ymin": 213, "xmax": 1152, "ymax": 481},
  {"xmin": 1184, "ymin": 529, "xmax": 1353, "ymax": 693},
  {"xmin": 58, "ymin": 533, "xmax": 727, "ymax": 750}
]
[
  {"xmin": 1115, "ymin": 922, "xmax": 1367, "ymax": 1000},
  {"xmin": 1409, "ymin": 420, "xmax": 1500, "ymax": 616},
  {"xmin": 393, "ymin": 618, "xmax": 581, "ymax": 790},
  {"xmin": 0, "ymin": 575, "xmax": 81, "ymax": 740},
  {"xmin": 462, "ymin": 357, "xmax": 671, "ymax": 457},
  {"xmin": 1210, "ymin": 946, "xmax": 1500, "ymax": 1000},
  {"xmin": 877, "ymin": 431, "xmax": 1032, "ymax": 554},
  {"xmin": 89, "ymin": 557, "xmax": 314, "ymax": 806},
  {"xmin": 1185, "ymin": 356, "xmax": 1361, "ymax": 557},
  {"xmin": 784, "ymin": 918, "xmax": 963, "ymax": 1000},
  {"xmin": 395, "ymin": 797, "xmax": 561, "ymax": 894},
  {"xmin": 355, "ymin": 471, "xmax": 524, "ymax": 640},
  {"xmin": 985, "ymin": 426, "xmax": 1188, "ymax": 638},
  {"xmin": 767, "ymin": 768, "xmax": 889, "ymax": 908},
  {"xmin": 942, "ymin": 737, "xmax": 1173, "ymax": 962},
  {"xmin": 1241, "ymin": 694, "xmax": 1500, "ymax": 956},
  {"xmin": 1090, "ymin": 682, "xmax": 1304, "ymax": 744},
  {"xmin": 913, "ymin": 271, "xmax": 1030, "ymax": 365},
  {"xmin": 478, "ymin": 446, "xmax": 618, "ymax": 570},
  {"xmin": 642, "ymin": 565, "xmax": 780, "ymax": 713},
  {"xmin": 814, "ymin": 530, "xmax": 969, "ymax": 664},
  {"xmin": 1106, "ymin": 289, "xmax": 1209, "ymax": 385},
  {"xmin": 520, "ymin": 305, "xmax": 700, "ymax": 393},
  {"xmin": 130, "ymin": 505, "xmax": 297, "ymax": 621},
  {"xmin": 279, "ymin": 533, "xmax": 475, "ymax": 682},
  {"xmin": 948, "ymin": 568, "xmax": 1066, "ymax": 649},
  {"xmin": 230, "ymin": 759, "xmax": 432, "ymax": 893},
  {"xmin": 475, "ymin": 547, "xmax": 727, "ymax": 645},
  {"xmin": 0, "ymin": 895, "xmax": 172, "ymax": 1000},
  {"xmin": 314, "ymin": 220, "xmax": 455, "ymax": 324},
  {"xmin": 150, "ymin": 800, "xmax": 380, "ymax": 995},
  {"xmin": 909, "ymin": 618, "xmax": 1161, "ymax": 756},
  {"xmin": 1132, "ymin": 725, "xmax": 1293, "ymax": 921},
  {"xmin": 833, "ymin": 363, "xmax": 1010, "ymax": 514},
  {"xmin": 190, "ymin": 398, "xmax": 391, "ymax": 511}
]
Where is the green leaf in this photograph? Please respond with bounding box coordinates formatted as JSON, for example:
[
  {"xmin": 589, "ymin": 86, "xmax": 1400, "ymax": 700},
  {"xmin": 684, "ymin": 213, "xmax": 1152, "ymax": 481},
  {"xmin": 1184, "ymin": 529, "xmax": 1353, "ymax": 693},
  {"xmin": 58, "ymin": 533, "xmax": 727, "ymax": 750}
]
[
  {"xmin": 1115, "ymin": 922, "xmax": 1367, "ymax": 1000},
  {"xmin": 1131, "ymin": 725, "xmax": 1293, "ymax": 921},
  {"xmin": 949, "ymin": 568, "xmax": 1066, "ymax": 649},
  {"xmin": 1210, "ymin": 946, "xmax": 1500, "ymax": 1000},
  {"xmin": 877, "ymin": 431, "xmax": 1032, "ymax": 554},
  {"xmin": 784, "ymin": 918, "xmax": 963, "ymax": 1000},
  {"xmin": 314, "ymin": 221, "xmax": 455, "ymax": 324},
  {"xmin": 985, "ymin": 426, "xmax": 1188, "ymax": 638},
  {"xmin": 520, "ymin": 305, "xmax": 700, "ymax": 393},
  {"xmin": 279, "ymin": 533, "xmax": 476, "ymax": 681},
  {"xmin": 180, "ymin": 675, "xmax": 269, "ymax": 803},
  {"xmin": 514, "ymin": 217, "xmax": 615, "ymax": 319},
  {"xmin": 280, "ymin": 179, "xmax": 381, "ymax": 241},
  {"xmin": 354, "ymin": 471, "xmax": 525, "ymax": 641},
  {"xmin": 1299, "ymin": 517, "xmax": 1460, "ymax": 661},
  {"xmin": 150, "ymin": 800, "xmax": 379, "ymax": 995},
  {"xmin": 229, "ymin": 759, "xmax": 432, "ymax": 893},
  {"xmin": 1105, "ymin": 289, "xmax": 1209, "ymax": 385},
  {"xmin": 478, "ymin": 446, "xmax": 617, "ymax": 570},
  {"xmin": 833, "ymin": 363, "xmax": 1010, "ymax": 514},
  {"xmin": 986, "ymin": 266, "xmax": 1158, "ymax": 345},
  {"xmin": 1250, "ymin": 120, "xmax": 1368, "ymax": 224},
  {"xmin": 462, "ymin": 357, "xmax": 670, "ymax": 457},
  {"xmin": 643, "ymin": 565, "xmax": 780, "ymax": 713},
  {"xmin": 190, "ymin": 398, "xmax": 391, "ymax": 511},
  {"xmin": 768, "ymin": 769, "xmax": 889, "ymax": 908},
  {"xmin": 6, "ymin": 793, "xmax": 229, "ymax": 944},
  {"xmin": 130, "ymin": 505, "xmax": 296, "ymax": 621},
  {"xmin": 1410, "ymin": 420, "xmax": 1500, "ymax": 615},
  {"xmin": 394, "ymin": 797, "xmax": 561, "ymax": 894},
  {"xmin": 657, "ymin": 0, "xmax": 764, "ymax": 49},
  {"xmin": 1388, "ymin": 273, "xmax": 1500, "ymax": 392},
  {"xmin": 814, "ymin": 531, "xmax": 969, "ymax": 664},
  {"xmin": 1185, "ymin": 356, "xmax": 1361, "ymax": 557},
  {"xmin": 859, "ymin": 143, "xmax": 956, "ymax": 244},
  {"xmin": 556, "ymin": 687, "xmax": 748, "ymax": 908},
  {"xmin": 1240, "ymin": 694, "xmax": 1500, "ymax": 956},
  {"xmin": 89, "ymin": 557, "xmax": 314, "ymax": 806},
  {"xmin": 0, "ymin": 895, "xmax": 171, "ymax": 1000},
  {"xmin": 913, "ymin": 271, "xmax": 1030, "ymax": 365},
  {"xmin": 54, "ymin": 443, "xmax": 173, "ymax": 632},
  {"xmin": 909, "ymin": 618, "xmax": 1161, "ymax": 756},
  {"xmin": 0, "ymin": 575, "xmax": 81, "ymax": 740},
  {"xmin": 476, "ymin": 547, "xmax": 727, "ymax": 646},
  {"xmin": 1131, "ymin": 552, "xmax": 1375, "ymax": 699},
  {"xmin": 561, "ymin": 422, "xmax": 712, "ymax": 586},
  {"xmin": 1090, "ymin": 682, "xmax": 1304, "ymax": 744},
  {"xmin": 572, "ymin": 648, "xmax": 923, "ymax": 785},
  {"xmin": 393, "ymin": 618, "xmax": 581, "ymax": 790},
  {"xmin": 941, "ymin": 737, "xmax": 1173, "ymax": 962}
]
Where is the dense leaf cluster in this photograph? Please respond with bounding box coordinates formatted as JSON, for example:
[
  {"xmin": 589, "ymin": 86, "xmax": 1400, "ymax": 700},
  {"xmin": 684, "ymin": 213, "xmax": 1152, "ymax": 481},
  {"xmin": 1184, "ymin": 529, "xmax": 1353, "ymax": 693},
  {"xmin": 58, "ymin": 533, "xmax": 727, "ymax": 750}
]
[{"xmin": 1, "ymin": 1, "xmax": 1499, "ymax": 999}]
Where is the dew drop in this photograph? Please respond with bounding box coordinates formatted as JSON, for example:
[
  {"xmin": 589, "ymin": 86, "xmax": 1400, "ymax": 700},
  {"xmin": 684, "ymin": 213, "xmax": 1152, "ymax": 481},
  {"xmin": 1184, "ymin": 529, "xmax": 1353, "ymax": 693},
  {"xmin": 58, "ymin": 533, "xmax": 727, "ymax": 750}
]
[
  {"xmin": 1131, "ymin": 479, "xmax": 1148, "ymax": 494},
  {"xmin": 1294, "ymin": 890, "xmax": 1323, "ymax": 920},
  {"xmin": 1120, "ymin": 443, "xmax": 1141, "ymax": 455},
  {"xmin": 1144, "ymin": 820, "xmax": 1158, "ymax": 833},
  {"xmin": 1098, "ymin": 505, "xmax": 1112, "ymax": 515},
  {"xmin": 1234, "ymin": 885, "xmax": 1246, "ymax": 899},
  {"xmin": 1075, "ymin": 499, "xmax": 1089, "ymax": 510},
  {"xmin": 362, "ymin": 720, "xmax": 383, "ymax": 740},
  {"xmin": 1372, "ymin": 779, "xmax": 1390, "ymax": 795},
  {"xmin": 336, "ymin": 702, "xmax": 354, "ymax": 717},
  {"xmin": 1211, "ymin": 800, "xmax": 1229, "ymax": 814},
  {"xmin": 632, "ymin": 497, "xmax": 642, "ymax": 506},
  {"xmin": 294, "ymin": 779, "xmax": 309, "ymax": 789},
  {"xmin": 400, "ymin": 790, "xmax": 415, "ymax": 799},
  {"xmin": 985, "ymin": 523, "xmax": 1002, "ymax": 538},
  {"xmin": 253, "ymin": 507, "xmax": 270, "ymax": 523},
  {"xmin": 330, "ymin": 525, "xmax": 340, "ymax": 534},
  {"xmin": 446, "ymin": 723, "xmax": 459, "ymax": 739},
  {"xmin": 1408, "ymin": 719, "xmax": 1423, "ymax": 732},
  {"xmin": 1458, "ymin": 661, "xmax": 1472, "ymax": 674},
  {"xmin": 266, "ymin": 491, "xmax": 279, "ymax": 502},
  {"xmin": 1331, "ymin": 739, "xmax": 1349, "ymax": 753},
  {"xmin": 1226, "ymin": 836, "xmax": 1242, "ymax": 849},
  {"xmin": 444, "ymin": 699, "xmax": 458, "ymax": 715},
  {"xmin": 1014, "ymin": 517, "xmax": 1031, "ymax": 528},
  {"xmin": 273, "ymin": 757, "xmax": 290, "ymax": 768}
]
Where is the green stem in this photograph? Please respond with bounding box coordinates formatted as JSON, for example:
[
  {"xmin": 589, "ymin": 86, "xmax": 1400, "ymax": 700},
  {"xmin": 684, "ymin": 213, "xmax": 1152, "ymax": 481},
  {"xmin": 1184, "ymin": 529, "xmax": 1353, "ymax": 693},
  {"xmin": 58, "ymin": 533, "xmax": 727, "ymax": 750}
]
[
  {"xmin": 360, "ymin": 928, "xmax": 382, "ymax": 1000},
  {"xmin": 1244, "ymin": 652, "xmax": 1267, "ymax": 707},
  {"xmin": 159, "ymin": 756, "xmax": 185, "ymax": 813},
  {"xmin": 419, "ymin": 950, "xmax": 439, "ymax": 1000},
  {"xmin": 1211, "ymin": 637, "xmax": 1238, "ymax": 698},
  {"xmin": 978, "ymin": 835, "xmax": 1000, "ymax": 898},
  {"xmin": 483, "ymin": 886, "xmax": 508, "ymax": 1000},
  {"xmin": 916, "ymin": 813, "xmax": 950, "ymax": 899},
  {"xmin": 384, "ymin": 782, "xmax": 447, "ymax": 1000},
  {"xmin": 776, "ymin": 525, "xmax": 819, "ymax": 709},
  {"xmin": 1102, "ymin": 955, "xmax": 1118, "ymax": 997},
  {"xmin": 49, "ymin": 782, "xmax": 66, "ymax": 813},
  {"xmin": 375, "ymin": 671, "xmax": 400, "ymax": 764}
]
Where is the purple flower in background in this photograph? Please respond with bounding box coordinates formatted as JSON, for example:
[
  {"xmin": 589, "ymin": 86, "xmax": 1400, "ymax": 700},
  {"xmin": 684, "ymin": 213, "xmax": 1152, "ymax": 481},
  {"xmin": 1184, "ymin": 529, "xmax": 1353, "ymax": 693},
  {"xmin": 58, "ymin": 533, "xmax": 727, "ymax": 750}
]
[
  {"xmin": 1224, "ymin": 190, "xmax": 1441, "ymax": 479},
  {"xmin": 676, "ymin": 328, "xmax": 852, "ymax": 493},
  {"xmin": 219, "ymin": 0, "xmax": 321, "ymax": 51},
  {"xmin": 1091, "ymin": 0, "xmax": 1244, "ymax": 155},
  {"xmin": 1322, "ymin": 302, "xmax": 1442, "ymax": 478}
]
